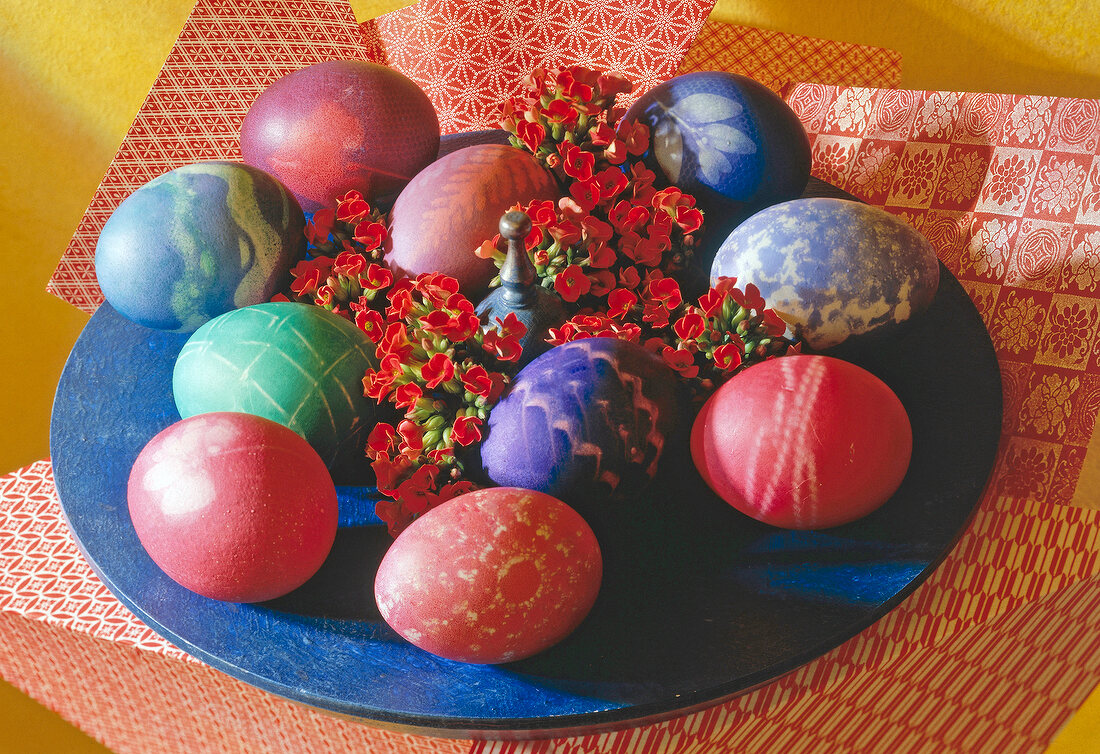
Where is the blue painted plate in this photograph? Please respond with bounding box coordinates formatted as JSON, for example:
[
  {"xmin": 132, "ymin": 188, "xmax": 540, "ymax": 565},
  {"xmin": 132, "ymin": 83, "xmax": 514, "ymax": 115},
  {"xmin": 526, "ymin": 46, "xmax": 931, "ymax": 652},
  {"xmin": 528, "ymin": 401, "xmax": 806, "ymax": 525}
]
[{"xmin": 50, "ymin": 227, "xmax": 1000, "ymax": 737}]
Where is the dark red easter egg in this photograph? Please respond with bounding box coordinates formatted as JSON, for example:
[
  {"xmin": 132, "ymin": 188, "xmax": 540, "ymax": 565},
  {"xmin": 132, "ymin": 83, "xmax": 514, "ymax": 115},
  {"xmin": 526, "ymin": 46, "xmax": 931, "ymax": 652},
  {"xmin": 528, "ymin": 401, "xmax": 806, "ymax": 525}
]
[
  {"xmin": 374, "ymin": 487, "xmax": 602, "ymax": 664},
  {"xmin": 240, "ymin": 60, "xmax": 440, "ymax": 212},
  {"xmin": 690, "ymin": 355, "xmax": 912, "ymax": 529},
  {"xmin": 385, "ymin": 144, "xmax": 560, "ymax": 296},
  {"xmin": 127, "ymin": 412, "xmax": 338, "ymax": 602}
]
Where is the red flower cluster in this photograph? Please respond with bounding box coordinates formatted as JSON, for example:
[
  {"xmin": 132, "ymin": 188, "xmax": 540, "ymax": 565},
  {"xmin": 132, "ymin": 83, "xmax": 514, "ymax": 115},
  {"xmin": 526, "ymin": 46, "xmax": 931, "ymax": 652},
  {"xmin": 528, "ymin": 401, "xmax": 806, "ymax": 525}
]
[
  {"xmin": 548, "ymin": 275, "xmax": 796, "ymax": 396},
  {"xmin": 494, "ymin": 66, "xmax": 701, "ymax": 312},
  {"xmin": 359, "ymin": 272, "xmax": 528, "ymax": 535}
]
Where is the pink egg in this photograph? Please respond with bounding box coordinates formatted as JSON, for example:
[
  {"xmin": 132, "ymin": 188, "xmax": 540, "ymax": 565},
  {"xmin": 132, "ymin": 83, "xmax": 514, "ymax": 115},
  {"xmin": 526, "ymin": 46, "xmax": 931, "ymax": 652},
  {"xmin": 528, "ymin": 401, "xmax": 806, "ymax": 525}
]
[
  {"xmin": 240, "ymin": 60, "xmax": 440, "ymax": 211},
  {"xmin": 385, "ymin": 144, "xmax": 560, "ymax": 296},
  {"xmin": 127, "ymin": 412, "xmax": 338, "ymax": 602},
  {"xmin": 690, "ymin": 355, "xmax": 912, "ymax": 529},
  {"xmin": 374, "ymin": 487, "xmax": 602, "ymax": 664}
]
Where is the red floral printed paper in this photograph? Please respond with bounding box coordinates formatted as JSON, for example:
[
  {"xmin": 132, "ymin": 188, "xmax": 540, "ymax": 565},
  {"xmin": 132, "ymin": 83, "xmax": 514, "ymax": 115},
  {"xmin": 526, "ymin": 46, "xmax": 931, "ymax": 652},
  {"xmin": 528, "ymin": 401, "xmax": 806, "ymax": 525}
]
[
  {"xmin": 359, "ymin": 0, "xmax": 716, "ymax": 134},
  {"xmin": 677, "ymin": 21, "xmax": 902, "ymax": 92},
  {"xmin": 786, "ymin": 84, "xmax": 1100, "ymax": 511}
]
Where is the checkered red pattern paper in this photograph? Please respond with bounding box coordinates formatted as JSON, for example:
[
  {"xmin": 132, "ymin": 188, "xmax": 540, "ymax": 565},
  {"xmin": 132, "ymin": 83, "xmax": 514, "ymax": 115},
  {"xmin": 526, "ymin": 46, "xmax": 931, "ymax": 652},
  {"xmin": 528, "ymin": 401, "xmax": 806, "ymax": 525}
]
[
  {"xmin": 785, "ymin": 83, "xmax": 1100, "ymax": 511},
  {"xmin": 359, "ymin": 0, "xmax": 716, "ymax": 134},
  {"xmin": 47, "ymin": 0, "xmax": 371, "ymax": 315},
  {"xmin": 677, "ymin": 21, "xmax": 902, "ymax": 92}
]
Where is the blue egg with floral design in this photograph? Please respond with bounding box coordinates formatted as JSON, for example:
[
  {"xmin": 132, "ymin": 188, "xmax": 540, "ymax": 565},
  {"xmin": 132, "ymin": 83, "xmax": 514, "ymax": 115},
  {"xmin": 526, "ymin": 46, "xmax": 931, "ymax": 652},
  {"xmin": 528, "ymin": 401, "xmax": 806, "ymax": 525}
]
[
  {"xmin": 95, "ymin": 161, "xmax": 305, "ymax": 332},
  {"xmin": 619, "ymin": 72, "xmax": 810, "ymax": 249}
]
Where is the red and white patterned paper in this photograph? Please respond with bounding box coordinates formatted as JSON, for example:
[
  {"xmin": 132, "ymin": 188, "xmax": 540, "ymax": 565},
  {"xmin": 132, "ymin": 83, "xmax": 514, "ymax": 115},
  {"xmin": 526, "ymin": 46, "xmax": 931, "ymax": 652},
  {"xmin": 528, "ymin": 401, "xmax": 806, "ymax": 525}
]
[
  {"xmin": 359, "ymin": 0, "xmax": 716, "ymax": 134},
  {"xmin": 47, "ymin": 0, "xmax": 371, "ymax": 315},
  {"xmin": 786, "ymin": 83, "xmax": 1100, "ymax": 511},
  {"xmin": 677, "ymin": 21, "xmax": 902, "ymax": 92}
]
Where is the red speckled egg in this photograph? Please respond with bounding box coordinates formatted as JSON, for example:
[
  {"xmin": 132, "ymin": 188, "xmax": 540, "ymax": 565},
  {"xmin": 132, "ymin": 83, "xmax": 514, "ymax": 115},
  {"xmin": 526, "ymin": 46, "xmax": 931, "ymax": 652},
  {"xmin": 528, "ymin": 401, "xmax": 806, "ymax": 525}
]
[
  {"xmin": 385, "ymin": 144, "xmax": 560, "ymax": 296},
  {"xmin": 374, "ymin": 487, "xmax": 602, "ymax": 664},
  {"xmin": 240, "ymin": 60, "xmax": 440, "ymax": 211},
  {"xmin": 127, "ymin": 412, "xmax": 338, "ymax": 602},
  {"xmin": 691, "ymin": 355, "xmax": 912, "ymax": 529}
]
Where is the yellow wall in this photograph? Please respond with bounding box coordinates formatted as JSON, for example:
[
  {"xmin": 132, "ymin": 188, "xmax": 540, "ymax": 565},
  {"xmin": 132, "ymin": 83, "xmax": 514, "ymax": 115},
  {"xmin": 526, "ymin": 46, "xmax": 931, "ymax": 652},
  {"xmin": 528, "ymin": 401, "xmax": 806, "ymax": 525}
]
[{"xmin": 0, "ymin": 1, "xmax": 1095, "ymax": 752}]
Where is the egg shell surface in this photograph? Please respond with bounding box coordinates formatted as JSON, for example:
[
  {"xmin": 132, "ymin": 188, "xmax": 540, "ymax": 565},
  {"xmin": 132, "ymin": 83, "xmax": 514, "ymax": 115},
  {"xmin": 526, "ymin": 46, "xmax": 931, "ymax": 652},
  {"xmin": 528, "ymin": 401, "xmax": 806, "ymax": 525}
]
[
  {"xmin": 690, "ymin": 355, "xmax": 912, "ymax": 529},
  {"xmin": 480, "ymin": 338, "xmax": 679, "ymax": 506},
  {"xmin": 385, "ymin": 144, "xmax": 560, "ymax": 297},
  {"xmin": 619, "ymin": 71, "xmax": 810, "ymax": 239},
  {"xmin": 127, "ymin": 412, "xmax": 338, "ymax": 603},
  {"xmin": 374, "ymin": 487, "xmax": 602, "ymax": 664},
  {"xmin": 240, "ymin": 60, "xmax": 440, "ymax": 211},
  {"xmin": 95, "ymin": 161, "xmax": 305, "ymax": 333},
  {"xmin": 172, "ymin": 302, "xmax": 377, "ymax": 466},
  {"xmin": 711, "ymin": 198, "xmax": 940, "ymax": 350}
]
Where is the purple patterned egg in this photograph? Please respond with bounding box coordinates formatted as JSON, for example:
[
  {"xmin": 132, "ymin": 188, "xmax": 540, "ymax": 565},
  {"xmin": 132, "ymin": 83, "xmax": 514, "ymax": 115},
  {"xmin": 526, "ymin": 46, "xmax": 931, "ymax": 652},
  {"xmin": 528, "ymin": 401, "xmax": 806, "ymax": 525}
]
[
  {"xmin": 479, "ymin": 338, "xmax": 679, "ymax": 507},
  {"xmin": 385, "ymin": 144, "xmax": 560, "ymax": 297},
  {"xmin": 711, "ymin": 198, "xmax": 940, "ymax": 350},
  {"xmin": 240, "ymin": 60, "xmax": 440, "ymax": 212}
]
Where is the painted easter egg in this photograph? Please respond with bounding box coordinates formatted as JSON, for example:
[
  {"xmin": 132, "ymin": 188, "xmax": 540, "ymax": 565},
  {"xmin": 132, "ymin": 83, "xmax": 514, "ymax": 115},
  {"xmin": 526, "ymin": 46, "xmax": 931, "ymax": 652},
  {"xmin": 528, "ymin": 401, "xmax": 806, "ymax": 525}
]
[
  {"xmin": 710, "ymin": 198, "xmax": 940, "ymax": 350},
  {"xmin": 172, "ymin": 302, "xmax": 376, "ymax": 466},
  {"xmin": 240, "ymin": 60, "xmax": 440, "ymax": 211},
  {"xmin": 619, "ymin": 71, "xmax": 810, "ymax": 248},
  {"xmin": 375, "ymin": 487, "xmax": 602, "ymax": 664},
  {"xmin": 385, "ymin": 144, "xmax": 560, "ymax": 297},
  {"xmin": 128, "ymin": 412, "xmax": 338, "ymax": 603},
  {"xmin": 95, "ymin": 161, "xmax": 305, "ymax": 333},
  {"xmin": 691, "ymin": 355, "xmax": 912, "ymax": 529},
  {"xmin": 479, "ymin": 338, "xmax": 679, "ymax": 508}
]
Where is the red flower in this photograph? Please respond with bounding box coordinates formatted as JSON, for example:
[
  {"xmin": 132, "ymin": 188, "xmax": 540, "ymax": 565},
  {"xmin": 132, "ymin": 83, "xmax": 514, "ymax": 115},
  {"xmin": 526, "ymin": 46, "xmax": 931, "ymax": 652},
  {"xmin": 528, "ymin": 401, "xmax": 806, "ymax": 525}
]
[
  {"xmin": 373, "ymin": 456, "xmax": 412, "ymax": 495},
  {"xmin": 587, "ymin": 241, "xmax": 617, "ymax": 269},
  {"xmin": 305, "ymin": 208, "xmax": 335, "ymax": 245},
  {"xmin": 354, "ymin": 307, "xmax": 386, "ymax": 342},
  {"xmin": 337, "ymin": 194, "xmax": 372, "ymax": 224},
  {"xmin": 332, "ymin": 251, "xmax": 366, "ymax": 278},
  {"xmin": 618, "ymin": 265, "xmax": 642, "ymax": 290},
  {"xmin": 482, "ymin": 329, "xmax": 524, "ymax": 362},
  {"xmin": 386, "ymin": 287, "xmax": 415, "ymax": 320},
  {"xmin": 620, "ymin": 120, "xmax": 650, "ymax": 155},
  {"xmin": 559, "ymin": 141, "xmax": 595, "ymax": 181},
  {"xmin": 548, "ymin": 219, "xmax": 582, "ymax": 247},
  {"xmin": 699, "ymin": 288, "xmax": 726, "ymax": 318},
  {"xmin": 594, "ymin": 167, "xmax": 629, "ymax": 201},
  {"xmin": 451, "ymin": 416, "xmax": 483, "ymax": 447},
  {"xmin": 378, "ymin": 322, "xmax": 413, "ymax": 361},
  {"xmin": 419, "ymin": 309, "xmax": 453, "ymax": 335},
  {"xmin": 365, "ymin": 422, "xmax": 396, "ymax": 460},
  {"xmin": 588, "ymin": 269, "xmax": 616, "ymax": 297},
  {"xmin": 607, "ymin": 288, "xmax": 638, "ymax": 319},
  {"xmin": 597, "ymin": 71, "xmax": 633, "ymax": 98},
  {"xmin": 525, "ymin": 199, "xmax": 558, "ymax": 228},
  {"xmin": 642, "ymin": 302, "xmax": 671, "ymax": 328},
  {"xmin": 393, "ymin": 382, "xmax": 423, "ymax": 411},
  {"xmin": 443, "ymin": 312, "xmax": 481, "ymax": 343},
  {"xmin": 461, "ymin": 364, "xmax": 493, "ymax": 398},
  {"xmin": 676, "ymin": 206, "xmax": 704, "ymax": 234},
  {"xmin": 361, "ymin": 263, "xmax": 393, "ymax": 291},
  {"xmin": 762, "ymin": 309, "xmax": 787, "ymax": 337},
  {"xmin": 554, "ymin": 264, "xmax": 592, "ymax": 302},
  {"xmin": 661, "ymin": 346, "xmax": 699, "ymax": 378},
  {"xmin": 397, "ymin": 419, "xmax": 424, "ymax": 457},
  {"xmin": 414, "ymin": 272, "xmax": 462, "ymax": 307},
  {"xmin": 743, "ymin": 283, "xmax": 766, "ymax": 312},
  {"xmin": 569, "ymin": 178, "xmax": 601, "ymax": 211},
  {"xmin": 289, "ymin": 256, "xmax": 334, "ymax": 298},
  {"xmin": 494, "ymin": 312, "xmax": 529, "ymax": 340},
  {"xmin": 646, "ymin": 276, "xmax": 683, "ymax": 309},
  {"xmin": 713, "ymin": 341, "xmax": 744, "ymax": 371},
  {"xmin": 588, "ymin": 123, "xmax": 616, "ymax": 147},
  {"xmin": 609, "ymin": 200, "xmax": 650, "ymax": 234},
  {"xmin": 421, "ymin": 353, "xmax": 456, "ymax": 389},
  {"xmin": 544, "ymin": 98, "xmax": 579, "ymax": 129},
  {"xmin": 363, "ymin": 368, "xmax": 395, "ymax": 401},
  {"xmin": 517, "ymin": 119, "xmax": 546, "ymax": 153},
  {"xmin": 353, "ymin": 220, "xmax": 386, "ymax": 250},
  {"xmin": 674, "ymin": 311, "xmax": 706, "ymax": 340}
]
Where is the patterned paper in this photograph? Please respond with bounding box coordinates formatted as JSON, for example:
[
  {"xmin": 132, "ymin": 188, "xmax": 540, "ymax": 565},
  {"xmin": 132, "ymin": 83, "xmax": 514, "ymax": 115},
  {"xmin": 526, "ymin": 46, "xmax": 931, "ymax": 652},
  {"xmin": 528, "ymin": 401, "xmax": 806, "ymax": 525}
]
[
  {"xmin": 785, "ymin": 84, "xmax": 1100, "ymax": 511},
  {"xmin": 359, "ymin": 0, "xmax": 717, "ymax": 134},
  {"xmin": 47, "ymin": 0, "xmax": 371, "ymax": 315},
  {"xmin": 677, "ymin": 21, "xmax": 902, "ymax": 92}
]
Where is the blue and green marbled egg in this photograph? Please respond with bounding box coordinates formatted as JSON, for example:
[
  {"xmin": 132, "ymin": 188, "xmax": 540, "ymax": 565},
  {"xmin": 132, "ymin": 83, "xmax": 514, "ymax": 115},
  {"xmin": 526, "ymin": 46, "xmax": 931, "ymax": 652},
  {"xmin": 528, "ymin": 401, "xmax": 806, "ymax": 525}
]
[
  {"xmin": 172, "ymin": 302, "xmax": 377, "ymax": 466},
  {"xmin": 95, "ymin": 161, "xmax": 305, "ymax": 332},
  {"xmin": 711, "ymin": 198, "xmax": 940, "ymax": 350}
]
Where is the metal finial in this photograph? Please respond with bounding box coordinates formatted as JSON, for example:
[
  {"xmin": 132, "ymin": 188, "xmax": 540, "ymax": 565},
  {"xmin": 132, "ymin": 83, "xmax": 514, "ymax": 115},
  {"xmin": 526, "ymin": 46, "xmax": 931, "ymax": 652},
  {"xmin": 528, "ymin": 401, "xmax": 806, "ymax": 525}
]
[{"xmin": 498, "ymin": 211, "xmax": 536, "ymax": 307}]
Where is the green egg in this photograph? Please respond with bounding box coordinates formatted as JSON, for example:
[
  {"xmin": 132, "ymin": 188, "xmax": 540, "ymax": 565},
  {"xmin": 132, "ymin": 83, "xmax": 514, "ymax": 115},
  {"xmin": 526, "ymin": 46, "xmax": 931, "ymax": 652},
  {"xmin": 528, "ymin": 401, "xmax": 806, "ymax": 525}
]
[{"xmin": 173, "ymin": 302, "xmax": 377, "ymax": 466}]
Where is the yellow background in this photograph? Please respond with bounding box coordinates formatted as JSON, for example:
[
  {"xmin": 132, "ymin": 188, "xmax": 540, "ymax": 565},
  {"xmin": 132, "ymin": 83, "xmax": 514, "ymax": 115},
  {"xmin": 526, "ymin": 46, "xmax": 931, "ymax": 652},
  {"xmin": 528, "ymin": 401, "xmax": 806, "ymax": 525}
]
[{"xmin": 0, "ymin": 0, "xmax": 1096, "ymax": 751}]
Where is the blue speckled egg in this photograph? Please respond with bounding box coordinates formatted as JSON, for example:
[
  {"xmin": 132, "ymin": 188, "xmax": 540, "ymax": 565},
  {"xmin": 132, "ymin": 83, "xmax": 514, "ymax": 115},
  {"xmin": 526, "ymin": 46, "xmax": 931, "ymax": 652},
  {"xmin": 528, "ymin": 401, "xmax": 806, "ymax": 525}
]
[
  {"xmin": 95, "ymin": 161, "xmax": 305, "ymax": 333},
  {"xmin": 619, "ymin": 72, "xmax": 810, "ymax": 242},
  {"xmin": 172, "ymin": 302, "xmax": 376, "ymax": 466},
  {"xmin": 479, "ymin": 338, "xmax": 679, "ymax": 505},
  {"xmin": 711, "ymin": 198, "xmax": 940, "ymax": 350}
]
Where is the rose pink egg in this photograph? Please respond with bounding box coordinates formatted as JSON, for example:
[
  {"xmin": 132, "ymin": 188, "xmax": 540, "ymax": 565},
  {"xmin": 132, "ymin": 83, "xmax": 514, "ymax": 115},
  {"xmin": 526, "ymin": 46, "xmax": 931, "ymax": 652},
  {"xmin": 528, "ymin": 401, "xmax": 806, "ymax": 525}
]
[
  {"xmin": 385, "ymin": 144, "xmax": 560, "ymax": 297},
  {"xmin": 127, "ymin": 412, "xmax": 338, "ymax": 602},
  {"xmin": 374, "ymin": 487, "xmax": 602, "ymax": 664},
  {"xmin": 240, "ymin": 60, "xmax": 440, "ymax": 211},
  {"xmin": 691, "ymin": 355, "xmax": 912, "ymax": 529}
]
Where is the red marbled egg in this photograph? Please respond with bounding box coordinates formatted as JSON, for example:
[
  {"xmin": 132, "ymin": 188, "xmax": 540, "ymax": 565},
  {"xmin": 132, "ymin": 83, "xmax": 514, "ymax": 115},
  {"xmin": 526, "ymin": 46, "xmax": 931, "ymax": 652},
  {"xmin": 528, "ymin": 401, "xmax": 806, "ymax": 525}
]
[
  {"xmin": 385, "ymin": 144, "xmax": 560, "ymax": 297},
  {"xmin": 374, "ymin": 487, "xmax": 602, "ymax": 664},
  {"xmin": 127, "ymin": 412, "xmax": 338, "ymax": 602},
  {"xmin": 691, "ymin": 355, "xmax": 912, "ymax": 529},
  {"xmin": 240, "ymin": 60, "xmax": 440, "ymax": 212}
]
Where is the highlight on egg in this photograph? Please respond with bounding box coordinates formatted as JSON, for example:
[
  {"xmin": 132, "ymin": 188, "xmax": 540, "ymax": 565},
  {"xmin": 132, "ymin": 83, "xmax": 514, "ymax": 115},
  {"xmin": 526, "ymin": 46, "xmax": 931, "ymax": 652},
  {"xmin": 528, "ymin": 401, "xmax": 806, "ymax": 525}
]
[
  {"xmin": 690, "ymin": 354, "xmax": 912, "ymax": 529},
  {"xmin": 374, "ymin": 487, "xmax": 603, "ymax": 664}
]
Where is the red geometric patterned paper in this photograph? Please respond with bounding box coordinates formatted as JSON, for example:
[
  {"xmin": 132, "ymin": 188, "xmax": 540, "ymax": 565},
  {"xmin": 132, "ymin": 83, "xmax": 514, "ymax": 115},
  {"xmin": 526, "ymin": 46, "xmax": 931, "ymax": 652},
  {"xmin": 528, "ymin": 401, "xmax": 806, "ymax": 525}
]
[
  {"xmin": 46, "ymin": 0, "xmax": 372, "ymax": 315},
  {"xmin": 359, "ymin": 0, "xmax": 717, "ymax": 134},
  {"xmin": 677, "ymin": 21, "xmax": 902, "ymax": 92},
  {"xmin": 784, "ymin": 84, "xmax": 1100, "ymax": 511}
]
